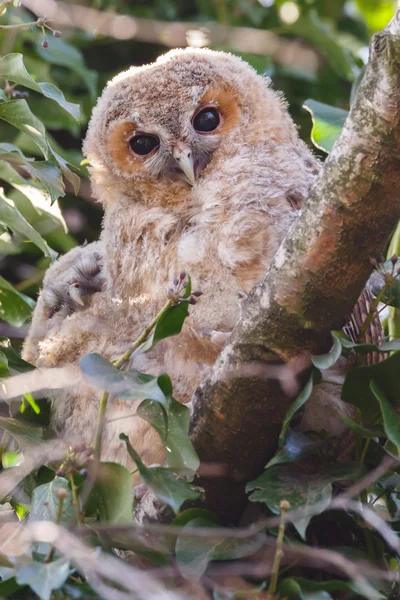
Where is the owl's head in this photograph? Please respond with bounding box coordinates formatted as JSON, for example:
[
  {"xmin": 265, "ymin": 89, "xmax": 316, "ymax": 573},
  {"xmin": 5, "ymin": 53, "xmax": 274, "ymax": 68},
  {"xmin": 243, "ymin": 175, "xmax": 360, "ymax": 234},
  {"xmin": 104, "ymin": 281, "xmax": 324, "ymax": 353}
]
[{"xmin": 84, "ymin": 48, "xmax": 298, "ymax": 202}]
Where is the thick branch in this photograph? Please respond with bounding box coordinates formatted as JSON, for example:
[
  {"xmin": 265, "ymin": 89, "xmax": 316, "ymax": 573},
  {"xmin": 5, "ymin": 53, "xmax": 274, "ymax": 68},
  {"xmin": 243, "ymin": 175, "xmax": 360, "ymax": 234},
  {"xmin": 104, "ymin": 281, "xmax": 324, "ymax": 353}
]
[{"xmin": 190, "ymin": 12, "xmax": 400, "ymax": 522}]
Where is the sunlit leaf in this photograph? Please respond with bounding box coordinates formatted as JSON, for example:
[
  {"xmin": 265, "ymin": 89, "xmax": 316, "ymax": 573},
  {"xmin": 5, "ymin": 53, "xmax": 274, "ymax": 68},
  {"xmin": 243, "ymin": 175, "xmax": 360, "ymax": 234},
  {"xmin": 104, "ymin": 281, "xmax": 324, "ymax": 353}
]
[
  {"xmin": 0, "ymin": 54, "xmax": 80, "ymax": 121},
  {"xmin": 303, "ymin": 99, "xmax": 348, "ymax": 153},
  {"xmin": 0, "ymin": 275, "xmax": 35, "ymax": 327},
  {"xmin": 0, "ymin": 99, "xmax": 49, "ymax": 158}
]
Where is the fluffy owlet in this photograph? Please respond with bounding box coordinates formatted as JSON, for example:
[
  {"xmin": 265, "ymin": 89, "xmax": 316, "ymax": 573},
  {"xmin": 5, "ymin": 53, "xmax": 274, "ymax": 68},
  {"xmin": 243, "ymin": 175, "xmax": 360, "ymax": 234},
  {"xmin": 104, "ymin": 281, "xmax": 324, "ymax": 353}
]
[{"xmin": 22, "ymin": 48, "xmax": 337, "ymax": 468}]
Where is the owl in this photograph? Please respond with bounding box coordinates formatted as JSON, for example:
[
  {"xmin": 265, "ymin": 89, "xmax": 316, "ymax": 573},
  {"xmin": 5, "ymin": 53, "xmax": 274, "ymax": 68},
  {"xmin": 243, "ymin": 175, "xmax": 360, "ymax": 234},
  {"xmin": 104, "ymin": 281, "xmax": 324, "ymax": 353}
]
[{"xmin": 22, "ymin": 48, "xmax": 338, "ymax": 469}]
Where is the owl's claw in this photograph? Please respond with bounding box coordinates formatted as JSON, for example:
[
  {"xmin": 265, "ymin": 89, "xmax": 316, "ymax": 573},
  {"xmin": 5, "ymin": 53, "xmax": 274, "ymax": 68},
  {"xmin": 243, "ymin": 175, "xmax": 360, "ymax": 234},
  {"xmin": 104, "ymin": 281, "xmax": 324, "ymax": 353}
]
[{"xmin": 42, "ymin": 246, "xmax": 104, "ymax": 320}]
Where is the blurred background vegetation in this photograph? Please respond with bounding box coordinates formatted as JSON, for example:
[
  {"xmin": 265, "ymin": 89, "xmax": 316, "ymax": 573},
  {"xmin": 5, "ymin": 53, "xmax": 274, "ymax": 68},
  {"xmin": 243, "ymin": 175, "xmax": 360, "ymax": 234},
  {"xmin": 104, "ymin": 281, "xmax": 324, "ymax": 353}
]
[{"xmin": 0, "ymin": 0, "xmax": 397, "ymax": 345}]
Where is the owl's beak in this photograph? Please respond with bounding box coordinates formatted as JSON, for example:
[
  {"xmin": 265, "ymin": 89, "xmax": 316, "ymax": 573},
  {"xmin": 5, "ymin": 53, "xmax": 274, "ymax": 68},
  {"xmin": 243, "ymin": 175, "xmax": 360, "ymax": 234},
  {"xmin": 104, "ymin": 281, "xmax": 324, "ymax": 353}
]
[{"xmin": 172, "ymin": 144, "xmax": 196, "ymax": 186}]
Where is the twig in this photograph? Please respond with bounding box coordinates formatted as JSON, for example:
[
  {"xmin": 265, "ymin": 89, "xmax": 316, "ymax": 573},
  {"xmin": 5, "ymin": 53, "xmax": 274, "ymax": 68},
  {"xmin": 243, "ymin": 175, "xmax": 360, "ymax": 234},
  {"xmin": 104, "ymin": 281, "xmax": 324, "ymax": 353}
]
[{"xmin": 267, "ymin": 500, "xmax": 289, "ymax": 597}]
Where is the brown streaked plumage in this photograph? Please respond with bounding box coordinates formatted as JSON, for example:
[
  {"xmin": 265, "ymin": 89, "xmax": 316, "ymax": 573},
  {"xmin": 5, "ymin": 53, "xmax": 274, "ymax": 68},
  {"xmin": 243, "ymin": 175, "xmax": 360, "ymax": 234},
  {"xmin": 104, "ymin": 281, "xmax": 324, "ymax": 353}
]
[{"xmin": 23, "ymin": 47, "xmax": 345, "ymax": 469}]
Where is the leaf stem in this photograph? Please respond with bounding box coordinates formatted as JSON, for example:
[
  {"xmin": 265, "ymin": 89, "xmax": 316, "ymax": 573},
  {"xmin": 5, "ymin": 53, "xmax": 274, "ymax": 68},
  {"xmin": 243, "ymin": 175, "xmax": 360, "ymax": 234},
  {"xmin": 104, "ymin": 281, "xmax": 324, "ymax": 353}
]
[
  {"xmin": 45, "ymin": 491, "xmax": 65, "ymax": 563},
  {"xmin": 113, "ymin": 298, "xmax": 174, "ymax": 369},
  {"xmin": 69, "ymin": 473, "xmax": 83, "ymax": 525},
  {"xmin": 94, "ymin": 297, "xmax": 175, "ymax": 460},
  {"xmin": 94, "ymin": 390, "xmax": 109, "ymax": 461},
  {"xmin": 267, "ymin": 500, "xmax": 289, "ymax": 597},
  {"xmin": 0, "ymin": 19, "xmax": 43, "ymax": 30},
  {"xmin": 0, "ymin": 0, "xmax": 12, "ymax": 16}
]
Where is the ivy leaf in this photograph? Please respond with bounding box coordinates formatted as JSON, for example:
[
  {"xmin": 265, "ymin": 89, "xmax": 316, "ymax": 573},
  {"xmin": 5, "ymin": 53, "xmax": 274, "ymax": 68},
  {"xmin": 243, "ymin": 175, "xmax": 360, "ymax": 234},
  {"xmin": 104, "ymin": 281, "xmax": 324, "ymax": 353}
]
[
  {"xmin": 279, "ymin": 372, "xmax": 315, "ymax": 447},
  {"xmin": 0, "ymin": 350, "xmax": 9, "ymax": 378},
  {"xmin": 303, "ymin": 99, "xmax": 348, "ymax": 153},
  {"xmin": 266, "ymin": 430, "xmax": 322, "ymax": 469},
  {"xmin": 0, "ymin": 417, "xmax": 43, "ymax": 447},
  {"xmin": 370, "ymin": 379, "xmax": 400, "ymax": 448},
  {"xmin": 0, "ymin": 337, "xmax": 35, "ymax": 373},
  {"xmin": 342, "ymin": 352, "xmax": 400, "ymax": 421},
  {"xmin": 137, "ymin": 373, "xmax": 200, "ymax": 473},
  {"xmin": 0, "ymin": 275, "xmax": 35, "ymax": 327},
  {"xmin": 311, "ymin": 334, "xmax": 342, "ymax": 369},
  {"xmin": 30, "ymin": 477, "xmax": 74, "ymax": 524},
  {"xmin": 120, "ymin": 433, "xmax": 203, "ymax": 514},
  {"xmin": 15, "ymin": 556, "xmax": 70, "ymax": 600},
  {"xmin": 0, "ymin": 188, "xmax": 54, "ymax": 258},
  {"xmin": 90, "ymin": 462, "xmax": 133, "ymax": 524},
  {"xmin": 175, "ymin": 516, "xmax": 264, "ymax": 580},
  {"xmin": 0, "ymin": 54, "xmax": 80, "ymax": 121},
  {"xmin": 137, "ymin": 299, "xmax": 190, "ymax": 354},
  {"xmin": 246, "ymin": 462, "xmax": 365, "ymax": 538},
  {"xmin": 79, "ymin": 353, "xmax": 166, "ymax": 403},
  {"xmin": 279, "ymin": 576, "xmax": 385, "ymax": 600},
  {"xmin": 333, "ymin": 330, "xmax": 400, "ymax": 353}
]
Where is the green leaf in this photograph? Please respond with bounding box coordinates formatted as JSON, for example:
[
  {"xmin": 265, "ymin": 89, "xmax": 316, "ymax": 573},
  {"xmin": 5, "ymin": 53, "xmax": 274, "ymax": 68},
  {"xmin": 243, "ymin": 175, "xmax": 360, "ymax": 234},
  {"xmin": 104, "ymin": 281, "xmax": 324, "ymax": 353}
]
[
  {"xmin": 311, "ymin": 334, "xmax": 342, "ymax": 369},
  {"xmin": 246, "ymin": 462, "xmax": 365, "ymax": 538},
  {"xmin": 333, "ymin": 329, "xmax": 400, "ymax": 353},
  {"xmin": 91, "ymin": 462, "xmax": 133, "ymax": 524},
  {"xmin": 279, "ymin": 576, "xmax": 385, "ymax": 600},
  {"xmin": 15, "ymin": 556, "xmax": 70, "ymax": 600},
  {"xmin": 0, "ymin": 275, "xmax": 35, "ymax": 327},
  {"xmin": 279, "ymin": 372, "xmax": 314, "ymax": 447},
  {"xmin": 175, "ymin": 516, "xmax": 264, "ymax": 580},
  {"xmin": 303, "ymin": 99, "xmax": 348, "ymax": 153},
  {"xmin": 0, "ymin": 159, "xmax": 63, "ymax": 209},
  {"xmin": 172, "ymin": 508, "xmax": 220, "ymax": 527},
  {"xmin": 35, "ymin": 36, "xmax": 98, "ymax": 102},
  {"xmin": 370, "ymin": 379, "xmax": 400, "ymax": 448},
  {"xmin": 288, "ymin": 10, "xmax": 357, "ymax": 81},
  {"xmin": 0, "ymin": 337, "xmax": 35, "ymax": 373},
  {"xmin": 342, "ymin": 352, "xmax": 400, "ymax": 421},
  {"xmin": 339, "ymin": 413, "xmax": 385, "ymax": 438},
  {"xmin": 120, "ymin": 433, "xmax": 203, "ymax": 514},
  {"xmin": 0, "ymin": 188, "xmax": 54, "ymax": 258},
  {"xmin": 369, "ymin": 257, "xmax": 400, "ymax": 309},
  {"xmin": 0, "ymin": 350, "xmax": 9, "ymax": 378},
  {"xmin": 0, "ymin": 99, "xmax": 49, "ymax": 158},
  {"xmin": 0, "ymin": 417, "xmax": 43, "ymax": 447},
  {"xmin": 79, "ymin": 353, "xmax": 166, "ymax": 403},
  {"xmin": 137, "ymin": 300, "xmax": 190, "ymax": 354},
  {"xmin": 137, "ymin": 374, "xmax": 200, "ymax": 473},
  {"xmin": 0, "ymin": 54, "xmax": 80, "ymax": 121},
  {"xmin": 356, "ymin": 0, "xmax": 396, "ymax": 33},
  {"xmin": 30, "ymin": 477, "xmax": 75, "ymax": 524},
  {"xmin": 267, "ymin": 430, "xmax": 321, "ymax": 468}
]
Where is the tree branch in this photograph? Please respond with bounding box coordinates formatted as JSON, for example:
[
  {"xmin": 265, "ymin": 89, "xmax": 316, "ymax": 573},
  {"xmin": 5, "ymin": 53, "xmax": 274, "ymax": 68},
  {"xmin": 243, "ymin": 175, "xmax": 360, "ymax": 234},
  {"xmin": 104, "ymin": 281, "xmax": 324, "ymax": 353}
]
[{"xmin": 189, "ymin": 11, "xmax": 400, "ymax": 522}]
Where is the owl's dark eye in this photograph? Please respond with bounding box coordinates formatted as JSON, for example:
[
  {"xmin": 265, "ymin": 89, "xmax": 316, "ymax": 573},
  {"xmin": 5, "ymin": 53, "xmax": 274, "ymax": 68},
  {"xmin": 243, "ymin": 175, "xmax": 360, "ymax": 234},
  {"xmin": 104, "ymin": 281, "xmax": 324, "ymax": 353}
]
[
  {"xmin": 129, "ymin": 134, "xmax": 159, "ymax": 156},
  {"xmin": 192, "ymin": 107, "xmax": 220, "ymax": 133}
]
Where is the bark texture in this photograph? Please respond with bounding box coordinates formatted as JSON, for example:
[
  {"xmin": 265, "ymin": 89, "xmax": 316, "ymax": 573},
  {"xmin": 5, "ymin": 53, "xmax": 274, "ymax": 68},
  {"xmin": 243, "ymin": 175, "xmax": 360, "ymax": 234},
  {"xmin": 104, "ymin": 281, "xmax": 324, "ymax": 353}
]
[{"xmin": 190, "ymin": 11, "xmax": 400, "ymax": 522}]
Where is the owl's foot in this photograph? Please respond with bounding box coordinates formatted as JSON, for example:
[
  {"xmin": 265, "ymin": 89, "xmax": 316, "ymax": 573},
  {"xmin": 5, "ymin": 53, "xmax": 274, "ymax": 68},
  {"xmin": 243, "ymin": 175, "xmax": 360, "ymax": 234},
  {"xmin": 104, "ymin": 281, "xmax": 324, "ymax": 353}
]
[{"xmin": 42, "ymin": 245, "xmax": 105, "ymax": 320}]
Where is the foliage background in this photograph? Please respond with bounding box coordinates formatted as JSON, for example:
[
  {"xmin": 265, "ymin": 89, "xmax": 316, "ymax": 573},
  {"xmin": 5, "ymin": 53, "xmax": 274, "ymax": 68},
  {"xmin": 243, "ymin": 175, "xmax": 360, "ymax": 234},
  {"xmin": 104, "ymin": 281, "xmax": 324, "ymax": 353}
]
[
  {"xmin": 0, "ymin": 2, "xmax": 399, "ymax": 600},
  {"xmin": 0, "ymin": 0, "xmax": 396, "ymax": 345}
]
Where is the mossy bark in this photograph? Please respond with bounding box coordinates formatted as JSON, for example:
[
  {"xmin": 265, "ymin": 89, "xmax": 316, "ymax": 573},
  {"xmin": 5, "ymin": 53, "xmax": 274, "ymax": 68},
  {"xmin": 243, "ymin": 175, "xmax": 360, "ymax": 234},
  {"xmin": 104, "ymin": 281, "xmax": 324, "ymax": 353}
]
[{"xmin": 190, "ymin": 12, "xmax": 400, "ymax": 523}]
